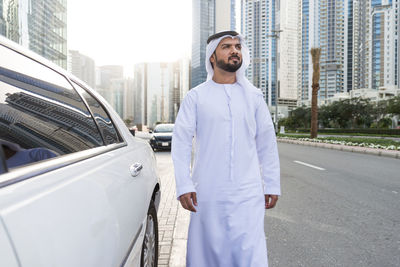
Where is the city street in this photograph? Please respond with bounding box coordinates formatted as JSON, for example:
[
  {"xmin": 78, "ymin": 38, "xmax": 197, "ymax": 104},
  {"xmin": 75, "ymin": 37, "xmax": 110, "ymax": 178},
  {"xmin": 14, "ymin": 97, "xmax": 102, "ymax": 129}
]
[{"xmin": 155, "ymin": 143, "xmax": 400, "ymax": 266}]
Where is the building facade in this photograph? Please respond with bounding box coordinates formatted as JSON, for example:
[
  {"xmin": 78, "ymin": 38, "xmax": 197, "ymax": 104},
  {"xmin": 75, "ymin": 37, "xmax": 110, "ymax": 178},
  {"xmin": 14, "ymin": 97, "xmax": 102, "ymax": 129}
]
[
  {"xmin": 319, "ymin": 0, "xmax": 345, "ymax": 99},
  {"xmin": 68, "ymin": 50, "xmax": 96, "ymax": 88},
  {"xmin": 191, "ymin": 0, "xmax": 236, "ymax": 89},
  {"xmin": 298, "ymin": 0, "xmax": 320, "ymax": 103},
  {"xmin": 0, "ymin": 0, "xmax": 67, "ymax": 69},
  {"xmin": 350, "ymin": 0, "xmax": 399, "ymax": 91},
  {"xmin": 134, "ymin": 60, "xmax": 190, "ymax": 128},
  {"xmin": 191, "ymin": 0, "xmax": 215, "ymax": 89},
  {"xmin": 276, "ymin": 0, "xmax": 299, "ymax": 108},
  {"xmin": 95, "ymin": 65, "xmax": 124, "ymax": 112},
  {"xmin": 241, "ymin": 0, "xmax": 278, "ymax": 107}
]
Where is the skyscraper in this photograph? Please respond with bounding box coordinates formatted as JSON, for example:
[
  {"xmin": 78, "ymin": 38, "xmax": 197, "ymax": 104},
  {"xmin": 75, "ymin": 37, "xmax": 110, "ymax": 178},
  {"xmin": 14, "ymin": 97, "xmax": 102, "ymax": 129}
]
[
  {"xmin": 134, "ymin": 62, "xmax": 173, "ymax": 127},
  {"xmin": 241, "ymin": 0, "xmax": 277, "ymax": 106},
  {"xmin": 298, "ymin": 0, "xmax": 319, "ymax": 103},
  {"xmin": 319, "ymin": 0, "xmax": 345, "ymax": 99},
  {"xmin": 68, "ymin": 50, "xmax": 96, "ymax": 88},
  {"xmin": 0, "ymin": 0, "xmax": 67, "ymax": 69},
  {"xmin": 276, "ymin": 0, "xmax": 299, "ymax": 107},
  {"xmin": 369, "ymin": 0, "xmax": 398, "ymax": 89},
  {"xmin": 96, "ymin": 65, "xmax": 124, "ymax": 105},
  {"xmin": 191, "ymin": 0, "xmax": 236, "ymax": 88},
  {"xmin": 351, "ymin": 0, "xmax": 399, "ymax": 90}
]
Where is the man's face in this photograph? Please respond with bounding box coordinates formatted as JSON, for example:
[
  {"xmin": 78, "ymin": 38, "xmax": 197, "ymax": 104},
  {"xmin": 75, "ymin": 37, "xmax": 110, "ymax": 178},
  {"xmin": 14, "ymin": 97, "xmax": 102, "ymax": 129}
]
[{"xmin": 210, "ymin": 37, "xmax": 242, "ymax": 72}]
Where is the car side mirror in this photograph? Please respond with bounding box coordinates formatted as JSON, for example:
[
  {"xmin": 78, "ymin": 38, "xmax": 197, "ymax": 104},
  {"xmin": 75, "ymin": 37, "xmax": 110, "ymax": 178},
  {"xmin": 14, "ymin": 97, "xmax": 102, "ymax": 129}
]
[{"xmin": 149, "ymin": 130, "xmax": 153, "ymax": 134}]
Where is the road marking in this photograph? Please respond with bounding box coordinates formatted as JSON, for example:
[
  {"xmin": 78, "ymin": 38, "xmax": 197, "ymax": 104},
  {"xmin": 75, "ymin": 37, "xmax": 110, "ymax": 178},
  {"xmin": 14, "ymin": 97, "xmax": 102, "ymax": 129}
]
[
  {"xmin": 392, "ymin": 191, "xmax": 398, "ymax": 194},
  {"xmin": 294, "ymin": 160, "xmax": 326, "ymax": 171}
]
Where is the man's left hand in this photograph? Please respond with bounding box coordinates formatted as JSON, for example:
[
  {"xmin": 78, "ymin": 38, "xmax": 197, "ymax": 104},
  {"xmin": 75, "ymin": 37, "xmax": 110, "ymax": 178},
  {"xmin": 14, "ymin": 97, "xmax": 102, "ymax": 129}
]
[{"xmin": 265, "ymin": 194, "xmax": 278, "ymax": 209}]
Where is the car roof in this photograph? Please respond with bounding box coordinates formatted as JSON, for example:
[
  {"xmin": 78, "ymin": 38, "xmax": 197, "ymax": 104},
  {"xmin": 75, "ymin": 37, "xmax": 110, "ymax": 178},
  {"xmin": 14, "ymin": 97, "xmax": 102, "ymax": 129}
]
[{"xmin": 0, "ymin": 35, "xmax": 92, "ymax": 90}]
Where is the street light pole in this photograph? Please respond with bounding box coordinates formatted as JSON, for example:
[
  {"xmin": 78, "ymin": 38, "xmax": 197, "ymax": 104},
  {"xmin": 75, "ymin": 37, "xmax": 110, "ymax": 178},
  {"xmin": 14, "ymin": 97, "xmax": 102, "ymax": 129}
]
[{"xmin": 267, "ymin": 29, "xmax": 283, "ymax": 133}]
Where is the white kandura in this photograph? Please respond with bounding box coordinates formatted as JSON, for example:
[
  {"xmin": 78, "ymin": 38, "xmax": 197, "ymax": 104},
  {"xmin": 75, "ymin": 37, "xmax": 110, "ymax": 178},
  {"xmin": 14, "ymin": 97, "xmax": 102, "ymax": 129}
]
[{"xmin": 172, "ymin": 34, "xmax": 280, "ymax": 267}]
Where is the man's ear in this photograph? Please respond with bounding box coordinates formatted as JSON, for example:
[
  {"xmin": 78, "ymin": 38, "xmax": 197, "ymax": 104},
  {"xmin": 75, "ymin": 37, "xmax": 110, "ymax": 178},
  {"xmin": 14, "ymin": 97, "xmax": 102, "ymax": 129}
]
[
  {"xmin": 210, "ymin": 54, "xmax": 215, "ymax": 64},
  {"xmin": 210, "ymin": 54, "xmax": 215, "ymax": 69}
]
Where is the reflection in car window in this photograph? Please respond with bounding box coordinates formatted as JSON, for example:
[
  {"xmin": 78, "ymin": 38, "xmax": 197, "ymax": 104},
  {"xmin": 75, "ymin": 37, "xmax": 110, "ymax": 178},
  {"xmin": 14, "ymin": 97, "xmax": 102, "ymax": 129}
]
[
  {"xmin": 0, "ymin": 144, "xmax": 7, "ymax": 174},
  {"xmin": 71, "ymin": 81, "xmax": 121, "ymax": 145},
  {"xmin": 0, "ymin": 46, "xmax": 104, "ymax": 173}
]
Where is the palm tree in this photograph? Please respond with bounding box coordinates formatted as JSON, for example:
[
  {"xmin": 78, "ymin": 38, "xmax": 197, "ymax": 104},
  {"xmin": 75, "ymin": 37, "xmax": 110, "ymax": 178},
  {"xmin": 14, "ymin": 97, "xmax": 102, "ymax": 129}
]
[{"xmin": 310, "ymin": 48, "xmax": 321, "ymax": 138}]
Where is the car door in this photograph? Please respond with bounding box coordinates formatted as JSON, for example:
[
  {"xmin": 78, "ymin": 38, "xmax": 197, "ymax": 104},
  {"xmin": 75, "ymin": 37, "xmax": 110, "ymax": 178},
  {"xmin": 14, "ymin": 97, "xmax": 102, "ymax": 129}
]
[
  {"xmin": 69, "ymin": 80, "xmax": 152, "ymax": 265},
  {"xmin": 0, "ymin": 42, "xmax": 150, "ymax": 266}
]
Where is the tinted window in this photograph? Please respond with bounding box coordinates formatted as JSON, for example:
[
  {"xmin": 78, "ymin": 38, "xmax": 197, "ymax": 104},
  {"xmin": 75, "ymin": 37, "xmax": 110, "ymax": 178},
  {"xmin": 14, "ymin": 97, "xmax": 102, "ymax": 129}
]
[
  {"xmin": 0, "ymin": 45, "xmax": 103, "ymax": 173},
  {"xmin": 71, "ymin": 81, "xmax": 121, "ymax": 145},
  {"xmin": 154, "ymin": 124, "xmax": 174, "ymax": 133}
]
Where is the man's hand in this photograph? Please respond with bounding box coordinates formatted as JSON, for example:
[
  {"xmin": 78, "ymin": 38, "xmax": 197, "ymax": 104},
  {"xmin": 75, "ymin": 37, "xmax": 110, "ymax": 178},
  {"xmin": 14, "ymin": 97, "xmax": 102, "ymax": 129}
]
[
  {"xmin": 179, "ymin": 192, "xmax": 198, "ymax": 212},
  {"xmin": 265, "ymin": 194, "xmax": 278, "ymax": 209}
]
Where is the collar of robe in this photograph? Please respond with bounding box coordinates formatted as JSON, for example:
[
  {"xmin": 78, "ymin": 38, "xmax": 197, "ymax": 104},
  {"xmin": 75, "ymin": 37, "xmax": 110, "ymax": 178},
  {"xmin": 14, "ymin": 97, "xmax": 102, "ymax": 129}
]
[{"xmin": 205, "ymin": 34, "xmax": 262, "ymax": 139}]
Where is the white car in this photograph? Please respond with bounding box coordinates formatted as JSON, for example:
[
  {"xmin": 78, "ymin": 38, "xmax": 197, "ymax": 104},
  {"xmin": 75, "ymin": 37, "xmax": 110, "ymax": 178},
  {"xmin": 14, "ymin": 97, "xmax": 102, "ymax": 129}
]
[{"xmin": 0, "ymin": 36, "xmax": 160, "ymax": 267}]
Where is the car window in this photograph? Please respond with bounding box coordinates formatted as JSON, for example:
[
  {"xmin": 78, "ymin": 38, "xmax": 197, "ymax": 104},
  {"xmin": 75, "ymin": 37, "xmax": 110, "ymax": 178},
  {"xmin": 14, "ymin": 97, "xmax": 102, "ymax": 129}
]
[
  {"xmin": 71, "ymin": 81, "xmax": 121, "ymax": 145},
  {"xmin": 0, "ymin": 45, "xmax": 104, "ymax": 173},
  {"xmin": 154, "ymin": 124, "xmax": 174, "ymax": 133}
]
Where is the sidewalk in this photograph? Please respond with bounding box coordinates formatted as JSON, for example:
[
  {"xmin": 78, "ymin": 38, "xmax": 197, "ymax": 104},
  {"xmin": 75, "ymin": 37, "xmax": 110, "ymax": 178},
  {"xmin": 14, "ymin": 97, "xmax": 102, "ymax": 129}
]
[
  {"xmin": 157, "ymin": 160, "xmax": 190, "ymax": 267},
  {"xmin": 278, "ymin": 138, "xmax": 400, "ymax": 159}
]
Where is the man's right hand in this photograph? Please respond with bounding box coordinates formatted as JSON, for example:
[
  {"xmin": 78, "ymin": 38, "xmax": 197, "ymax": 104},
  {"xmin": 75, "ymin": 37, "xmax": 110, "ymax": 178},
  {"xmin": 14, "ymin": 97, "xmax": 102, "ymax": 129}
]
[{"xmin": 179, "ymin": 192, "xmax": 197, "ymax": 212}]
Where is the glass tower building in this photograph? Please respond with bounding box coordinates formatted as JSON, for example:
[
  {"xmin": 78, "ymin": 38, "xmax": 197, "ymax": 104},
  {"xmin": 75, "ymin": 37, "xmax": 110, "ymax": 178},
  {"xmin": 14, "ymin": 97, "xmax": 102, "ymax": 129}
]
[
  {"xmin": 191, "ymin": 0, "xmax": 215, "ymax": 89},
  {"xmin": 319, "ymin": 0, "xmax": 345, "ymax": 99},
  {"xmin": 191, "ymin": 0, "xmax": 236, "ymax": 89},
  {"xmin": 298, "ymin": 0, "xmax": 319, "ymax": 103},
  {"xmin": 241, "ymin": 0, "xmax": 277, "ymax": 106},
  {"xmin": 368, "ymin": 0, "xmax": 398, "ymax": 89},
  {"xmin": 0, "ymin": 0, "xmax": 67, "ymax": 69}
]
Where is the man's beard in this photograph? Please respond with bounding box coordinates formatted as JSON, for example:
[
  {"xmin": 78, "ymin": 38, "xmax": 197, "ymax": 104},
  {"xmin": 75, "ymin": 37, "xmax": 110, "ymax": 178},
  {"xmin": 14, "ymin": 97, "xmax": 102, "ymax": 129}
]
[{"xmin": 215, "ymin": 55, "xmax": 242, "ymax": 72}]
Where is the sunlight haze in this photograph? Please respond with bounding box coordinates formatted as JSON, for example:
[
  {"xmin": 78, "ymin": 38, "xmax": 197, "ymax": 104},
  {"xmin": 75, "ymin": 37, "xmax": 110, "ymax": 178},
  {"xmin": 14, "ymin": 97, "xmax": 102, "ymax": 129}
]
[{"xmin": 68, "ymin": 0, "xmax": 192, "ymax": 67}]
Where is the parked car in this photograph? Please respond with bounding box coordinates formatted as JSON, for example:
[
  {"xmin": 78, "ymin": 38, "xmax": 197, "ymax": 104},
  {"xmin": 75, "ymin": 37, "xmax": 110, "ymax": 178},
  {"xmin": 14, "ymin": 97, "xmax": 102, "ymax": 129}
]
[
  {"xmin": 149, "ymin": 124, "xmax": 174, "ymax": 151},
  {"xmin": 0, "ymin": 35, "xmax": 160, "ymax": 267}
]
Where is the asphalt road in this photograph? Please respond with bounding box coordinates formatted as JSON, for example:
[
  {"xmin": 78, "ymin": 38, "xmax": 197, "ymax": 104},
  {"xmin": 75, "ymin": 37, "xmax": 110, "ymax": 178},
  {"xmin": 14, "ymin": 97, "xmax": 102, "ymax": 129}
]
[{"xmin": 266, "ymin": 142, "xmax": 400, "ymax": 267}]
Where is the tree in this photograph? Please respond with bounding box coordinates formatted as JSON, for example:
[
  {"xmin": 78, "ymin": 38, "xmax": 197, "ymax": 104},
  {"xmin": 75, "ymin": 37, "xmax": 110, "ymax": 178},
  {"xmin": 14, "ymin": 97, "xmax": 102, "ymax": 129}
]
[
  {"xmin": 387, "ymin": 96, "xmax": 400, "ymax": 116},
  {"xmin": 310, "ymin": 48, "xmax": 321, "ymax": 138}
]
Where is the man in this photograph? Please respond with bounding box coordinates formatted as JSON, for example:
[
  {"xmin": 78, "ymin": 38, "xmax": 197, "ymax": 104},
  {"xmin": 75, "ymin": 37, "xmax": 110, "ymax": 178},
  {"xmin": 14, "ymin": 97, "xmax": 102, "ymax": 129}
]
[{"xmin": 171, "ymin": 31, "xmax": 280, "ymax": 267}]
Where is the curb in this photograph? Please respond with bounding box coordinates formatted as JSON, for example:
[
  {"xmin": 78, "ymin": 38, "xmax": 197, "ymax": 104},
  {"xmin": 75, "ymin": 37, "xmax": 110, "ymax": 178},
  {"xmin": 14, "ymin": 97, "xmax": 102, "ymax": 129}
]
[{"xmin": 277, "ymin": 138, "xmax": 400, "ymax": 159}]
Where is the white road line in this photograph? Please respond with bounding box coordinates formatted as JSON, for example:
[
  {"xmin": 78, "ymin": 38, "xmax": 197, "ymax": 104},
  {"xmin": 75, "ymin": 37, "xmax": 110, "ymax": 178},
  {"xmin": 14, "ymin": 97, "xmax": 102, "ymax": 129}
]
[{"xmin": 294, "ymin": 160, "xmax": 326, "ymax": 171}]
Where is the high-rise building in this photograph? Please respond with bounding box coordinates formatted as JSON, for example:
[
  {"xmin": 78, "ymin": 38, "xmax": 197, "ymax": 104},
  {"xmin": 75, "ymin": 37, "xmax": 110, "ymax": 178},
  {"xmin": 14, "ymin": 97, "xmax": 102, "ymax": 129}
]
[
  {"xmin": 191, "ymin": 0, "xmax": 236, "ymax": 89},
  {"xmin": 169, "ymin": 58, "xmax": 190, "ymax": 122},
  {"xmin": 0, "ymin": 0, "xmax": 67, "ymax": 69},
  {"xmin": 133, "ymin": 63, "xmax": 146, "ymax": 126},
  {"xmin": 350, "ymin": 0, "xmax": 399, "ymax": 90},
  {"xmin": 319, "ymin": 0, "xmax": 345, "ymax": 99},
  {"xmin": 276, "ymin": 0, "xmax": 299, "ymax": 108},
  {"xmin": 135, "ymin": 60, "xmax": 190, "ymax": 128},
  {"xmin": 96, "ymin": 65, "xmax": 124, "ymax": 106},
  {"xmin": 191, "ymin": 0, "xmax": 215, "ymax": 89},
  {"xmin": 345, "ymin": 0, "xmax": 354, "ymax": 92},
  {"xmin": 298, "ymin": 0, "xmax": 319, "ymax": 103},
  {"xmin": 368, "ymin": 0, "xmax": 398, "ymax": 89},
  {"xmin": 241, "ymin": 0, "xmax": 278, "ymax": 107},
  {"xmin": 134, "ymin": 62, "xmax": 174, "ymax": 127},
  {"xmin": 68, "ymin": 50, "xmax": 96, "ymax": 88}
]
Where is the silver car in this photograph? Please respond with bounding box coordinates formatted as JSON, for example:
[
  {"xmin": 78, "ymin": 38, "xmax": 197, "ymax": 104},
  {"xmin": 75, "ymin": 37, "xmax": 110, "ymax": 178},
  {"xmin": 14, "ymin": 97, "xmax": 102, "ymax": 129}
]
[{"xmin": 0, "ymin": 36, "xmax": 160, "ymax": 267}]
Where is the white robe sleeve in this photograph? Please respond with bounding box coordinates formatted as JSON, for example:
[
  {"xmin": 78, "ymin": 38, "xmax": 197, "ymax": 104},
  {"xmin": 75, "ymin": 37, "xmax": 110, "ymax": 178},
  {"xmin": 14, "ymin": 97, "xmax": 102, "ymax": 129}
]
[
  {"xmin": 171, "ymin": 90, "xmax": 197, "ymax": 199},
  {"xmin": 255, "ymin": 94, "xmax": 281, "ymax": 195}
]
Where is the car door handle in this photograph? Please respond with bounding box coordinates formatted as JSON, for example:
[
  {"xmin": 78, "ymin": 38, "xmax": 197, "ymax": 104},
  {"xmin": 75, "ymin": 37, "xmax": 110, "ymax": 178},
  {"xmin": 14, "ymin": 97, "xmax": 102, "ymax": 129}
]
[{"xmin": 130, "ymin": 162, "xmax": 143, "ymax": 177}]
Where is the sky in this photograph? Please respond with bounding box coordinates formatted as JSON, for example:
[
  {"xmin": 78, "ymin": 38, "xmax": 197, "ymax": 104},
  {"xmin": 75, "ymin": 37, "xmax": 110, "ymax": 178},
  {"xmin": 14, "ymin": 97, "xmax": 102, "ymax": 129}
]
[{"xmin": 67, "ymin": 0, "xmax": 192, "ymax": 68}]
